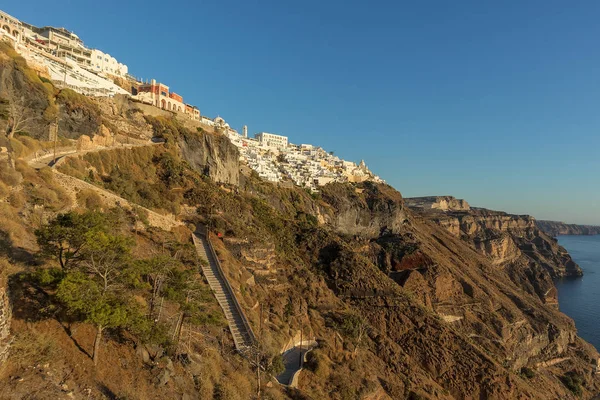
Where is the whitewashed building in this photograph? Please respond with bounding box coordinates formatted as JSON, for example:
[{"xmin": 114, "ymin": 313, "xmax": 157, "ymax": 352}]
[
  {"xmin": 90, "ymin": 49, "xmax": 128, "ymax": 77},
  {"xmin": 255, "ymin": 132, "xmax": 288, "ymax": 149}
]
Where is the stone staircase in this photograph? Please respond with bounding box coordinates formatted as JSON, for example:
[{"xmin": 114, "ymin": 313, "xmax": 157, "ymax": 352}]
[{"xmin": 192, "ymin": 230, "xmax": 255, "ymax": 352}]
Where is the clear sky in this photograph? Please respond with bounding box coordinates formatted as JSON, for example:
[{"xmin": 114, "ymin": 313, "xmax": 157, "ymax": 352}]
[{"xmin": 5, "ymin": 1, "xmax": 600, "ymax": 224}]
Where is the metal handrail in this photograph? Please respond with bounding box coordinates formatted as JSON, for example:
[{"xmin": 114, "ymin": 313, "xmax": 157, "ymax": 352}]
[{"xmin": 198, "ymin": 227, "xmax": 257, "ymax": 346}]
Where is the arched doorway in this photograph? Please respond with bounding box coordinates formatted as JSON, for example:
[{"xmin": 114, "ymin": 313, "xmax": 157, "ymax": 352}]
[
  {"xmin": 168, "ymin": 102, "xmax": 172, "ymax": 110},
  {"xmin": 161, "ymin": 99, "xmax": 166, "ymax": 109},
  {"xmin": 12, "ymin": 30, "xmax": 19, "ymax": 41},
  {"xmin": 178, "ymin": 106, "xmax": 182, "ymax": 112},
  {"xmin": 2, "ymin": 26, "xmax": 10, "ymax": 34}
]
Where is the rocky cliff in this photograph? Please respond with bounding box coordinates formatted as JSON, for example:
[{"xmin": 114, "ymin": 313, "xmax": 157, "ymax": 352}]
[
  {"xmin": 405, "ymin": 195, "xmax": 470, "ymax": 211},
  {"xmin": 405, "ymin": 199, "xmax": 582, "ymax": 309},
  {"xmin": 178, "ymin": 129, "xmax": 240, "ymax": 186},
  {"xmin": 0, "ymin": 43, "xmax": 102, "ymax": 141},
  {"xmin": 537, "ymin": 220, "xmax": 600, "ymax": 237},
  {"xmin": 319, "ymin": 182, "xmax": 408, "ymax": 237},
  {"xmin": 206, "ymin": 180, "xmax": 600, "ymax": 398}
]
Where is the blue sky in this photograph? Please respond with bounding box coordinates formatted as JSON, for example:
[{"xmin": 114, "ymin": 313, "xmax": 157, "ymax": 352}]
[{"xmin": 5, "ymin": 1, "xmax": 600, "ymax": 224}]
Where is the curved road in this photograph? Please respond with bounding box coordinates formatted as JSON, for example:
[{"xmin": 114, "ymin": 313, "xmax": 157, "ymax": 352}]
[{"xmin": 27, "ymin": 141, "xmax": 162, "ymax": 170}]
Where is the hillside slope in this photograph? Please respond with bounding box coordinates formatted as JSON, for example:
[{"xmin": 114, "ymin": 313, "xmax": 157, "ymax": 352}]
[{"xmin": 0, "ymin": 47, "xmax": 598, "ymax": 399}]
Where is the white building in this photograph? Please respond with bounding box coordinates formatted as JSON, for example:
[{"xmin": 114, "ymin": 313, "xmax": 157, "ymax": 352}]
[
  {"xmin": 90, "ymin": 48, "xmax": 128, "ymax": 77},
  {"xmin": 0, "ymin": 10, "xmax": 24, "ymax": 44},
  {"xmin": 255, "ymin": 132, "xmax": 288, "ymax": 149}
]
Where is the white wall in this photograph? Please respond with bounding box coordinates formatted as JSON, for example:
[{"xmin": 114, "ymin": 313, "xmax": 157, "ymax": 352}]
[{"xmin": 91, "ymin": 48, "xmax": 128, "ymax": 76}]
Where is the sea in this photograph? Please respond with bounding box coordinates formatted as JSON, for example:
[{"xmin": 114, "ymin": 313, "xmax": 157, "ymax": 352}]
[{"xmin": 555, "ymin": 235, "xmax": 600, "ymax": 351}]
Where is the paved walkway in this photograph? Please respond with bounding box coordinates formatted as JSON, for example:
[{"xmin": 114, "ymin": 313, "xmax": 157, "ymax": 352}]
[
  {"xmin": 27, "ymin": 142, "xmax": 161, "ymax": 170},
  {"xmin": 276, "ymin": 343, "xmax": 317, "ymax": 387},
  {"xmin": 192, "ymin": 231, "xmax": 255, "ymax": 352}
]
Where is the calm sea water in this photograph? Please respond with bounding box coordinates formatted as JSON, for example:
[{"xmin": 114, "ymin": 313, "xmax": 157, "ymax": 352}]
[{"xmin": 555, "ymin": 235, "xmax": 600, "ymax": 351}]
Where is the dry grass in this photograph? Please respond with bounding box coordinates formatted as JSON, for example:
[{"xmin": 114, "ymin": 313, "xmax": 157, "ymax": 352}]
[
  {"xmin": 0, "ymin": 160, "xmax": 22, "ymax": 187},
  {"xmin": 0, "ymin": 203, "xmax": 29, "ymax": 247},
  {"xmin": 15, "ymin": 161, "xmax": 71, "ymax": 211},
  {"xmin": 0, "ymin": 180, "xmax": 8, "ymax": 199},
  {"xmin": 9, "ymin": 330, "xmax": 59, "ymax": 365},
  {"xmin": 10, "ymin": 136, "xmax": 72, "ymax": 159}
]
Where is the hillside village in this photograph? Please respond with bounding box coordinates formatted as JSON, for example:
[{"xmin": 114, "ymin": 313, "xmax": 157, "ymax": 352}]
[{"xmin": 0, "ymin": 9, "xmax": 383, "ymax": 192}]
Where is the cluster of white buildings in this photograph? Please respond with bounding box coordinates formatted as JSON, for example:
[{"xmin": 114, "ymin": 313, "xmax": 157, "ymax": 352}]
[
  {"xmin": 0, "ymin": 9, "xmax": 202, "ymax": 118},
  {"xmin": 1, "ymin": 11, "xmax": 128, "ymax": 77},
  {"xmin": 0, "ymin": 9, "xmax": 383, "ymax": 190},
  {"xmin": 0, "ymin": 9, "xmax": 129, "ymax": 96},
  {"xmin": 225, "ymin": 129, "xmax": 383, "ymax": 191}
]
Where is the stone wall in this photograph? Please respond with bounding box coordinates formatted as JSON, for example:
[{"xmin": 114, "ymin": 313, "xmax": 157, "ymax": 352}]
[{"xmin": 0, "ymin": 275, "xmax": 11, "ymax": 365}]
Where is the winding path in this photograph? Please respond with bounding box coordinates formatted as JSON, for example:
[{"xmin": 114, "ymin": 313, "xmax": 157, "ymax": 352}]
[{"xmin": 26, "ymin": 142, "xmax": 183, "ymax": 230}]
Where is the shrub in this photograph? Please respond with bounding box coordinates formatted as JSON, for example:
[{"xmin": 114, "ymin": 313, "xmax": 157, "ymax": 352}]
[
  {"xmin": 213, "ymin": 371, "xmax": 252, "ymax": 400},
  {"xmin": 306, "ymin": 350, "xmax": 330, "ymax": 379},
  {"xmin": 8, "ymin": 190, "xmax": 26, "ymax": 209},
  {"xmin": 268, "ymin": 354, "xmax": 285, "ymax": 376},
  {"xmin": 56, "ymin": 88, "xmax": 100, "ymax": 116},
  {"xmin": 0, "ymin": 203, "xmax": 29, "ymax": 246},
  {"xmin": 0, "ymin": 161, "xmax": 22, "ymax": 186},
  {"xmin": 76, "ymin": 188, "xmax": 103, "ymax": 210},
  {"xmin": 0, "ymin": 181, "xmax": 8, "ymax": 199},
  {"xmin": 561, "ymin": 371, "xmax": 583, "ymax": 396},
  {"xmin": 34, "ymin": 266, "xmax": 64, "ymax": 286},
  {"xmin": 520, "ymin": 366, "xmax": 535, "ymax": 379}
]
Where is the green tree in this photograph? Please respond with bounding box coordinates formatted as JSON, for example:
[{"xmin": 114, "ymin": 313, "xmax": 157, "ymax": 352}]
[
  {"xmin": 57, "ymin": 272, "xmax": 129, "ymax": 365},
  {"xmin": 130, "ymin": 254, "xmax": 181, "ymax": 320},
  {"xmin": 35, "ymin": 211, "xmax": 110, "ymax": 271},
  {"xmin": 56, "ymin": 229, "xmax": 133, "ymax": 365}
]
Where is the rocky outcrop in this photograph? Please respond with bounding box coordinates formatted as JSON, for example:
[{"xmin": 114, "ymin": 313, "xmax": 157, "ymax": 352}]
[
  {"xmin": 294, "ymin": 184, "xmax": 600, "ymax": 396},
  {"xmin": 178, "ymin": 129, "xmax": 239, "ymax": 186},
  {"xmin": 0, "ymin": 47, "xmax": 54, "ymax": 140},
  {"xmin": 95, "ymin": 95, "xmax": 155, "ymax": 140},
  {"xmin": 405, "ymin": 195, "xmax": 470, "ymax": 211},
  {"xmin": 319, "ymin": 182, "xmax": 408, "ymax": 237},
  {"xmin": 536, "ymin": 220, "xmax": 600, "ymax": 237},
  {"xmin": 421, "ymin": 207, "xmax": 582, "ymax": 279}
]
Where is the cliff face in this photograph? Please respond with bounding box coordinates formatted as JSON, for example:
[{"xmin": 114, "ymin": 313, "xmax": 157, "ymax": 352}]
[
  {"xmin": 178, "ymin": 129, "xmax": 239, "ymax": 185},
  {"xmin": 537, "ymin": 220, "xmax": 600, "ymax": 237},
  {"xmin": 0, "ymin": 45, "xmax": 101, "ymax": 141},
  {"xmin": 0, "ymin": 47, "xmax": 53, "ymax": 140},
  {"xmin": 412, "ymin": 201, "xmax": 582, "ymax": 277},
  {"xmin": 405, "ymin": 195, "xmax": 470, "ymax": 211},
  {"xmin": 319, "ymin": 182, "xmax": 408, "ymax": 237},
  {"xmin": 215, "ymin": 182, "xmax": 600, "ymax": 398}
]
